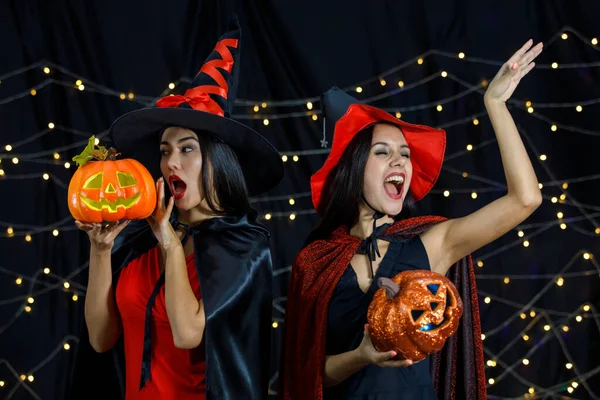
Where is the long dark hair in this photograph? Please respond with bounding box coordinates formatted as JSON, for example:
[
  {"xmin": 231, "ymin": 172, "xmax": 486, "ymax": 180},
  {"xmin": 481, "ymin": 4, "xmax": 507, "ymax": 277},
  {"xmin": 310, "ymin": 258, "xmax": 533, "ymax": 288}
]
[
  {"xmin": 196, "ymin": 131, "xmax": 250, "ymax": 216},
  {"xmin": 305, "ymin": 124, "xmax": 415, "ymax": 245}
]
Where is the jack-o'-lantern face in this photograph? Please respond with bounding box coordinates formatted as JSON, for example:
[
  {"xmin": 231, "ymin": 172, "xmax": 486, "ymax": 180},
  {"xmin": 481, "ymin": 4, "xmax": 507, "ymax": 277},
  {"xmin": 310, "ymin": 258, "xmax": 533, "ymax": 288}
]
[
  {"xmin": 367, "ymin": 270, "xmax": 463, "ymax": 361},
  {"xmin": 79, "ymin": 170, "xmax": 141, "ymax": 212}
]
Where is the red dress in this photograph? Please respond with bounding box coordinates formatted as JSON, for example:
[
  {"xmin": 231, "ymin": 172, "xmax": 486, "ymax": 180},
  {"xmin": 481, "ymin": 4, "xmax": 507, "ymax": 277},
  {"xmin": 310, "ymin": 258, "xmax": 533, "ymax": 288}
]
[{"xmin": 116, "ymin": 246, "xmax": 206, "ymax": 399}]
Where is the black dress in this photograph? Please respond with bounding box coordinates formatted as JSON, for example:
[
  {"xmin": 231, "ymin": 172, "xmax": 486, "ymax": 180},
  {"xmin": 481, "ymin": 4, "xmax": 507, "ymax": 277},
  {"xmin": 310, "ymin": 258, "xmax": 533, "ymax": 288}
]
[{"xmin": 324, "ymin": 236, "xmax": 439, "ymax": 400}]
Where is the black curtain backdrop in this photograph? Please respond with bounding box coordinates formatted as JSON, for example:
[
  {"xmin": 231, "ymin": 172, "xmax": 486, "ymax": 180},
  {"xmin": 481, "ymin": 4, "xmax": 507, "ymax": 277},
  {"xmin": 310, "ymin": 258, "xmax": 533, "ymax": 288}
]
[{"xmin": 1, "ymin": 1, "xmax": 600, "ymax": 399}]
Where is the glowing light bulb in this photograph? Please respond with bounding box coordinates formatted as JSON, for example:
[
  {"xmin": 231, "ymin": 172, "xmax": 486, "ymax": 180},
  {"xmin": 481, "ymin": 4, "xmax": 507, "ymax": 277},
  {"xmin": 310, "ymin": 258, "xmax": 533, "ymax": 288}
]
[
  {"xmin": 64, "ymin": 343, "xmax": 71, "ymax": 350},
  {"xmin": 441, "ymin": 71, "xmax": 448, "ymax": 77},
  {"xmin": 263, "ymin": 119, "xmax": 269, "ymax": 126},
  {"xmin": 443, "ymin": 190, "xmax": 450, "ymax": 197},
  {"xmin": 551, "ymin": 124, "xmax": 557, "ymax": 131},
  {"xmin": 272, "ymin": 321, "xmax": 279, "ymax": 328},
  {"xmin": 466, "ymin": 144, "xmax": 473, "ymax": 151},
  {"xmin": 48, "ymin": 122, "xmax": 55, "ymax": 129},
  {"xmin": 398, "ymin": 81, "xmax": 404, "ymax": 88},
  {"xmin": 458, "ymin": 52, "xmax": 465, "ymax": 59},
  {"xmin": 551, "ymin": 62, "xmax": 558, "ymax": 69},
  {"xmin": 523, "ymin": 240, "xmax": 530, "ymax": 247},
  {"xmin": 289, "ymin": 199, "xmax": 295, "ymax": 205},
  {"xmin": 539, "ymin": 154, "xmax": 547, "ymax": 161},
  {"xmin": 471, "ymin": 192, "xmax": 478, "ymax": 199},
  {"xmin": 355, "ymin": 87, "xmax": 362, "ymax": 93},
  {"xmin": 306, "ymin": 102, "xmax": 313, "ymax": 110},
  {"xmin": 52, "ymin": 229, "xmax": 59, "ymax": 236},
  {"xmin": 473, "ymin": 118, "xmax": 479, "ymax": 125},
  {"xmin": 522, "ymin": 359, "xmax": 529, "ymax": 365},
  {"xmin": 289, "ymin": 214, "xmax": 296, "ymax": 220},
  {"xmin": 484, "ymin": 297, "xmax": 491, "ymax": 304},
  {"xmin": 557, "ymin": 212, "xmax": 563, "ymax": 218},
  {"xmin": 477, "ymin": 261, "xmax": 483, "ymax": 267},
  {"xmin": 168, "ymin": 83, "xmax": 175, "ymax": 89},
  {"xmin": 281, "ymin": 155, "xmax": 288, "ymax": 162},
  {"xmin": 43, "ymin": 173, "xmax": 49, "ymax": 180},
  {"xmin": 265, "ymin": 213, "xmax": 272, "ymax": 220}
]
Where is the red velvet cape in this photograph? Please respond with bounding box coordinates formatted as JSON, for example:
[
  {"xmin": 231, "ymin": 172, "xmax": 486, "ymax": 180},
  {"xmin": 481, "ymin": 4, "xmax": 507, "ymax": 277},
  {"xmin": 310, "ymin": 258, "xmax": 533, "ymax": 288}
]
[{"xmin": 281, "ymin": 216, "xmax": 487, "ymax": 399}]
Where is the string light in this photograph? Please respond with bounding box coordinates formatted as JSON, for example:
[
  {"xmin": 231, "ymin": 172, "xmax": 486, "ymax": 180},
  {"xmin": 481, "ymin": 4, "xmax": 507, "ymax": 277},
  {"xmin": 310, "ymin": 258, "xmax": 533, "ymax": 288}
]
[
  {"xmin": 518, "ymin": 230, "xmax": 524, "ymax": 237},
  {"xmin": 458, "ymin": 52, "xmax": 465, "ymax": 59},
  {"xmin": 379, "ymin": 79, "xmax": 386, "ymax": 86},
  {"xmin": 441, "ymin": 71, "xmax": 448, "ymax": 78},
  {"xmin": 272, "ymin": 321, "xmax": 278, "ymax": 328},
  {"xmin": 557, "ymin": 212, "xmax": 563, "ymax": 218},
  {"xmin": 562, "ymin": 33, "xmax": 569, "ymax": 39},
  {"xmin": 576, "ymin": 105, "xmax": 583, "ymax": 112},
  {"xmin": 263, "ymin": 119, "xmax": 269, "ymax": 126},
  {"xmin": 466, "ymin": 144, "xmax": 473, "ymax": 151},
  {"xmin": 551, "ymin": 62, "xmax": 558, "ymax": 69},
  {"xmin": 484, "ymin": 297, "xmax": 491, "ymax": 304},
  {"xmin": 42, "ymin": 173, "xmax": 49, "ymax": 180},
  {"xmin": 264, "ymin": 213, "xmax": 272, "ymax": 220},
  {"xmin": 289, "ymin": 214, "xmax": 296, "ymax": 220},
  {"xmin": 471, "ymin": 192, "xmax": 477, "ymax": 199},
  {"xmin": 168, "ymin": 82, "xmax": 175, "ymax": 90},
  {"xmin": 292, "ymin": 155, "xmax": 299, "ymax": 162},
  {"xmin": 551, "ymin": 124, "xmax": 557, "ymax": 131},
  {"xmin": 398, "ymin": 81, "xmax": 404, "ymax": 88},
  {"xmin": 289, "ymin": 199, "xmax": 295, "ymax": 205},
  {"xmin": 72, "ymin": 295, "xmax": 78, "ymax": 302},
  {"xmin": 63, "ymin": 343, "xmax": 70, "ymax": 350},
  {"xmin": 539, "ymin": 154, "xmax": 547, "ymax": 161},
  {"xmin": 477, "ymin": 261, "xmax": 484, "ymax": 267},
  {"xmin": 281, "ymin": 155, "xmax": 288, "ymax": 162},
  {"xmin": 306, "ymin": 102, "xmax": 313, "ymax": 110},
  {"xmin": 261, "ymin": 102, "xmax": 267, "ymax": 108},
  {"xmin": 48, "ymin": 122, "xmax": 55, "ymax": 129},
  {"xmin": 52, "ymin": 229, "xmax": 59, "ymax": 236},
  {"xmin": 63, "ymin": 282, "xmax": 70, "ymax": 289},
  {"xmin": 523, "ymin": 240, "xmax": 530, "ymax": 247},
  {"xmin": 523, "ymin": 334, "xmax": 529, "ymax": 341},
  {"xmin": 556, "ymin": 277, "xmax": 564, "ymax": 286},
  {"xmin": 473, "ymin": 118, "xmax": 479, "ymax": 125},
  {"xmin": 355, "ymin": 87, "xmax": 363, "ymax": 93},
  {"xmin": 443, "ymin": 190, "xmax": 450, "ymax": 197},
  {"xmin": 43, "ymin": 268, "xmax": 50, "ymax": 274}
]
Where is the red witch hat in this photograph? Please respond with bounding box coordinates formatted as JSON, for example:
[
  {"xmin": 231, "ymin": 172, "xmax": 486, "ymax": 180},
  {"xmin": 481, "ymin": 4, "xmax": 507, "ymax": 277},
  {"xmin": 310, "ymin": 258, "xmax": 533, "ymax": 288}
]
[{"xmin": 310, "ymin": 87, "xmax": 446, "ymax": 212}]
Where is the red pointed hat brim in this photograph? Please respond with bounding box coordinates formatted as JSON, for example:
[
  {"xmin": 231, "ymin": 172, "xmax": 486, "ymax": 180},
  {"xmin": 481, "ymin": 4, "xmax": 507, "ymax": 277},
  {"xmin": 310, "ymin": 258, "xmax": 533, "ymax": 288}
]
[{"xmin": 310, "ymin": 104, "xmax": 446, "ymax": 211}]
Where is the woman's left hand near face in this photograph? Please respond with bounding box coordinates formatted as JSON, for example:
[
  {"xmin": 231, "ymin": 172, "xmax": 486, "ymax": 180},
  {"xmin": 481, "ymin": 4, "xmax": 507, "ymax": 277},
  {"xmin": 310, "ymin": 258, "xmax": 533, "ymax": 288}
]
[{"xmin": 147, "ymin": 177, "xmax": 180, "ymax": 251}]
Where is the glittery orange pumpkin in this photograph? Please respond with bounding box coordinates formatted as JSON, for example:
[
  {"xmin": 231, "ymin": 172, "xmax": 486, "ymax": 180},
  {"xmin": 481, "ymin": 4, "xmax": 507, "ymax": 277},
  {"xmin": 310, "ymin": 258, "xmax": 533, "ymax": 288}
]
[
  {"xmin": 367, "ymin": 270, "xmax": 463, "ymax": 361},
  {"xmin": 68, "ymin": 137, "xmax": 156, "ymax": 223}
]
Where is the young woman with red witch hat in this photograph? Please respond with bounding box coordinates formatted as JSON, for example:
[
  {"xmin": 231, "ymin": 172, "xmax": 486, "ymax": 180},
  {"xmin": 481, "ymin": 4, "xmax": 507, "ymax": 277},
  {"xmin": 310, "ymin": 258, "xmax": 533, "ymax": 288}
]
[
  {"xmin": 68, "ymin": 16, "xmax": 283, "ymax": 400},
  {"xmin": 281, "ymin": 39, "xmax": 543, "ymax": 399}
]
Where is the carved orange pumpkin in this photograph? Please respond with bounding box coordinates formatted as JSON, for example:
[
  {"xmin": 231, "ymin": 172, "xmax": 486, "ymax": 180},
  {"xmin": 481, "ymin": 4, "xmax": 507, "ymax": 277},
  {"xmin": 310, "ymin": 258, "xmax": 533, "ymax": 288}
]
[
  {"xmin": 367, "ymin": 270, "xmax": 463, "ymax": 361},
  {"xmin": 68, "ymin": 137, "xmax": 156, "ymax": 223}
]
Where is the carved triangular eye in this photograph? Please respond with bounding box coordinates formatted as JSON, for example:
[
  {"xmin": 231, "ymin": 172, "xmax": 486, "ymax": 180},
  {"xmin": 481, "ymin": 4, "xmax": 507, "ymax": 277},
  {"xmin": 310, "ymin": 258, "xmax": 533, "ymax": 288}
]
[
  {"xmin": 411, "ymin": 310, "xmax": 425, "ymax": 322},
  {"xmin": 117, "ymin": 172, "xmax": 137, "ymax": 187},
  {"xmin": 427, "ymin": 284, "xmax": 439, "ymax": 295},
  {"xmin": 83, "ymin": 172, "xmax": 103, "ymax": 189},
  {"xmin": 430, "ymin": 302, "xmax": 439, "ymax": 311}
]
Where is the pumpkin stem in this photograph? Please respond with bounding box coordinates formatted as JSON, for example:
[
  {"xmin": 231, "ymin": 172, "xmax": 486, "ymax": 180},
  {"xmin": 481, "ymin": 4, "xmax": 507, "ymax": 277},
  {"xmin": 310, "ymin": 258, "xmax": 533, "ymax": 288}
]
[
  {"xmin": 377, "ymin": 277, "xmax": 400, "ymax": 300},
  {"xmin": 106, "ymin": 147, "xmax": 120, "ymax": 161}
]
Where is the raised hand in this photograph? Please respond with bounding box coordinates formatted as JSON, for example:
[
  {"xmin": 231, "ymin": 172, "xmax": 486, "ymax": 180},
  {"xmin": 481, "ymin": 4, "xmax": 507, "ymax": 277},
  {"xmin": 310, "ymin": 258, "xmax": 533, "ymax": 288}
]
[
  {"xmin": 356, "ymin": 324, "xmax": 415, "ymax": 368},
  {"xmin": 146, "ymin": 177, "xmax": 180, "ymax": 251},
  {"xmin": 75, "ymin": 220, "xmax": 130, "ymax": 252},
  {"xmin": 485, "ymin": 39, "xmax": 543, "ymax": 103}
]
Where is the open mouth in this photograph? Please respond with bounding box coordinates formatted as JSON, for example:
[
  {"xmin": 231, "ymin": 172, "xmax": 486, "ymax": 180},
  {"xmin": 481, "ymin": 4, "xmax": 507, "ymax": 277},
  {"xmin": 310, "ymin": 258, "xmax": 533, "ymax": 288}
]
[
  {"xmin": 384, "ymin": 173, "xmax": 405, "ymax": 200},
  {"xmin": 80, "ymin": 193, "xmax": 141, "ymax": 213},
  {"xmin": 169, "ymin": 175, "xmax": 187, "ymax": 200}
]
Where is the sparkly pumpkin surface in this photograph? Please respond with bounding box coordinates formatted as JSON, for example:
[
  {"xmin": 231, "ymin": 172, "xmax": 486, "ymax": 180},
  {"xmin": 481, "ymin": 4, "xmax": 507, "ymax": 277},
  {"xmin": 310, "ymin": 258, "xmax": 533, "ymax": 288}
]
[{"xmin": 367, "ymin": 270, "xmax": 463, "ymax": 361}]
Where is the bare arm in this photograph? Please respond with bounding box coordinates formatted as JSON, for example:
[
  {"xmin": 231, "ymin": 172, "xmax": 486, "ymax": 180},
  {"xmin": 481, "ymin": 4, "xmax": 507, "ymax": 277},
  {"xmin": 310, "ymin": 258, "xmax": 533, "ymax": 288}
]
[
  {"xmin": 422, "ymin": 40, "xmax": 544, "ymax": 276},
  {"xmin": 77, "ymin": 221, "xmax": 129, "ymax": 353},
  {"xmin": 323, "ymin": 325, "xmax": 413, "ymax": 387},
  {"xmin": 163, "ymin": 244, "xmax": 205, "ymax": 349}
]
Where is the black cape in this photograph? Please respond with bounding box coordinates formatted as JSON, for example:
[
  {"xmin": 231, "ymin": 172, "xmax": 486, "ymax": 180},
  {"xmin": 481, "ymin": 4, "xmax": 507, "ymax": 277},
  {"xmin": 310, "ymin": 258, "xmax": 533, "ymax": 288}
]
[{"xmin": 68, "ymin": 210, "xmax": 273, "ymax": 399}]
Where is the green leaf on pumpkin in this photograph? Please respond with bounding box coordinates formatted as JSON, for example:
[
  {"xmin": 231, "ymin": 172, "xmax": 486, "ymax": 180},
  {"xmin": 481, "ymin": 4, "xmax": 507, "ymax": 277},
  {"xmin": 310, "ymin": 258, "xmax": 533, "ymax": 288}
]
[
  {"xmin": 72, "ymin": 136, "xmax": 110, "ymax": 167},
  {"xmin": 72, "ymin": 136, "xmax": 96, "ymax": 167}
]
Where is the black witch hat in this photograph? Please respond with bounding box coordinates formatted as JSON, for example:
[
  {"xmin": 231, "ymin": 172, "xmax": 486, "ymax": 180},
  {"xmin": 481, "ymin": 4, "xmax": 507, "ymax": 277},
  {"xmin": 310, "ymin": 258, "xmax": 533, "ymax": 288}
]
[{"xmin": 108, "ymin": 15, "xmax": 283, "ymax": 196}]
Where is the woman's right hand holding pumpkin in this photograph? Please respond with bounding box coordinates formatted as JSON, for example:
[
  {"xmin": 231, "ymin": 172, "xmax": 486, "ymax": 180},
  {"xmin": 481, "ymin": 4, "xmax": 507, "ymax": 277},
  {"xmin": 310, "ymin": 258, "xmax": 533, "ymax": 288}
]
[
  {"xmin": 75, "ymin": 220, "xmax": 130, "ymax": 252},
  {"xmin": 356, "ymin": 324, "xmax": 414, "ymax": 368}
]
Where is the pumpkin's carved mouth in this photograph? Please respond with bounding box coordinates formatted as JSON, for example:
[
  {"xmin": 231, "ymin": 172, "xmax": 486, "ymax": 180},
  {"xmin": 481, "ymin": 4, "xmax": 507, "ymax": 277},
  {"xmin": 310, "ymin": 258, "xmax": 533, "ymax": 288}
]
[{"xmin": 79, "ymin": 192, "xmax": 141, "ymax": 213}]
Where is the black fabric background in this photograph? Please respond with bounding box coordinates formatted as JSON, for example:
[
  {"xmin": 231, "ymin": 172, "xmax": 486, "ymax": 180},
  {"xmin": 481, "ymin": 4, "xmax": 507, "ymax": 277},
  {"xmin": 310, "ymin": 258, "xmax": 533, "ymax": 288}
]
[{"xmin": 1, "ymin": 1, "xmax": 599, "ymax": 398}]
